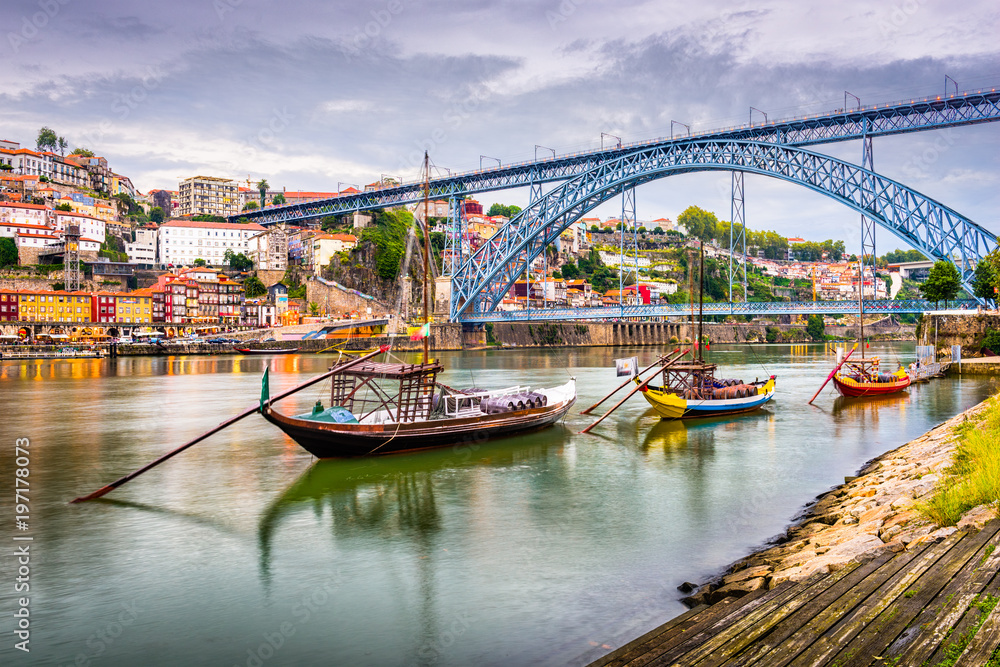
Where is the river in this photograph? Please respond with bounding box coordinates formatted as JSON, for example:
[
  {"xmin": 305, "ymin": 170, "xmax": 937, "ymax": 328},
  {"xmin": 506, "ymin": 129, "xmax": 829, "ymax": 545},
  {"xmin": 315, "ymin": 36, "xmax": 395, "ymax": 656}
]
[{"xmin": 0, "ymin": 343, "xmax": 996, "ymax": 666}]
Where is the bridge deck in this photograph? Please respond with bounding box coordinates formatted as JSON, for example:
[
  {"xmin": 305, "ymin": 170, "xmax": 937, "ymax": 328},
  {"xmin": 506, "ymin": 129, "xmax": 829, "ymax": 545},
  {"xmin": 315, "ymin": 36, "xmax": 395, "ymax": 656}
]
[{"xmin": 587, "ymin": 520, "xmax": 1000, "ymax": 667}]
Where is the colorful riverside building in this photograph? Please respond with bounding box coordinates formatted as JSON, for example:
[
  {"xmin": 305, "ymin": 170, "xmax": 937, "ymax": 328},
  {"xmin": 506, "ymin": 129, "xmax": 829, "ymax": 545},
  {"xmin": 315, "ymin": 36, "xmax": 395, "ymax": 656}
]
[
  {"xmin": 17, "ymin": 290, "xmax": 93, "ymax": 322},
  {"xmin": 147, "ymin": 268, "xmax": 245, "ymax": 324},
  {"xmin": 114, "ymin": 292, "xmax": 152, "ymax": 324},
  {"xmin": 0, "ymin": 291, "xmax": 18, "ymax": 321}
]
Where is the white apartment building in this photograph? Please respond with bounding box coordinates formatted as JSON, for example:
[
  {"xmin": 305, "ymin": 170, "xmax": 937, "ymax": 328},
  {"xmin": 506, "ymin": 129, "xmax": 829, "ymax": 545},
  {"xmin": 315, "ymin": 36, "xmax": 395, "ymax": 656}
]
[
  {"xmin": 0, "ymin": 144, "xmax": 54, "ymax": 180},
  {"xmin": 157, "ymin": 218, "xmax": 266, "ymax": 267},
  {"xmin": 127, "ymin": 224, "xmax": 158, "ymax": 264},
  {"xmin": 0, "ymin": 201, "xmax": 50, "ymax": 228},
  {"xmin": 52, "ymin": 210, "xmax": 106, "ymax": 241},
  {"xmin": 178, "ymin": 176, "xmax": 240, "ymax": 217}
]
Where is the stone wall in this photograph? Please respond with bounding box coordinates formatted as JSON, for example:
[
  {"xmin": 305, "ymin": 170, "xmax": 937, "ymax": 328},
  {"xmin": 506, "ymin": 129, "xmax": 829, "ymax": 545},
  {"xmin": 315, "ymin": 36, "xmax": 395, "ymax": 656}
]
[
  {"xmin": 0, "ymin": 275, "xmax": 128, "ymax": 292},
  {"xmin": 256, "ymin": 269, "xmax": 286, "ymax": 287},
  {"xmin": 304, "ymin": 276, "xmax": 394, "ymax": 319},
  {"xmin": 922, "ymin": 313, "xmax": 1000, "ymax": 351}
]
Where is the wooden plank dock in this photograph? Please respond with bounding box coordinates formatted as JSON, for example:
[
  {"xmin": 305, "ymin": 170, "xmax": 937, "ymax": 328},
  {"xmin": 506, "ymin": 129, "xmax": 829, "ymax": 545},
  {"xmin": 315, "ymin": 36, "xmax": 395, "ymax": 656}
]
[{"xmin": 589, "ymin": 520, "xmax": 1000, "ymax": 666}]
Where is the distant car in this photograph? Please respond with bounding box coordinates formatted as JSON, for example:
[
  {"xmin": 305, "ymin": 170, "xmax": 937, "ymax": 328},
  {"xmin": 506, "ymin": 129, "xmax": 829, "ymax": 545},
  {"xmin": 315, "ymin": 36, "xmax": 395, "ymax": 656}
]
[
  {"xmin": 263, "ymin": 337, "xmax": 277, "ymax": 342},
  {"xmin": 117, "ymin": 336, "xmax": 133, "ymax": 344}
]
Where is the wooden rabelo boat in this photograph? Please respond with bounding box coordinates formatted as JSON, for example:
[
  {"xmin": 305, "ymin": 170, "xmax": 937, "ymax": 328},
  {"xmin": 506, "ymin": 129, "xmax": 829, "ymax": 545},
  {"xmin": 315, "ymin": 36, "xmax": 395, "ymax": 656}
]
[
  {"xmin": 234, "ymin": 346, "xmax": 300, "ymax": 354},
  {"xmin": 832, "ymin": 355, "xmax": 910, "ymax": 397},
  {"xmin": 638, "ymin": 358, "xmax": 776, "ymax": 419},
  {"xmin": 260, "ymin": 353, "xmax": 576, "ymax": 457},
  {"xmin": 828, "ymin": 261, "xmax": 909, "ymax": 399},
  {"xmin": 580, "ymin": 243, "xmax": 774, "ymax": 433},
  {"xmin": 259, "ymin": 151, "xmax": 576, "ymax": 457}
]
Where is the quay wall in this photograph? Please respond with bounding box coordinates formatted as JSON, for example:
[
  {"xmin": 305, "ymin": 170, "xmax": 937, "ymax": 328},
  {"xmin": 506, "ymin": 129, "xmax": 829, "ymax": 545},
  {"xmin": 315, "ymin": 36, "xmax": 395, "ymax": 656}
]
[
  {"xmin": 485, "ymin": 321, "xmax": 914, "ymax": 348},
  {"xmin": 922, "ymin": 313, "xmax": 1000, "ymax": 351},
  {"xmin": 680, "ymin": 398, "xmax": 998, "ymax": 607}
]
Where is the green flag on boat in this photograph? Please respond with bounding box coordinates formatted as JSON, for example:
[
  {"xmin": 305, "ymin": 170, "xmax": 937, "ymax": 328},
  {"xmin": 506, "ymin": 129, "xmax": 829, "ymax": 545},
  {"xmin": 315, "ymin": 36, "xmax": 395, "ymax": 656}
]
[{"xmin": 260, "ymin": 367, "xmax": 269, "ymax": 411}]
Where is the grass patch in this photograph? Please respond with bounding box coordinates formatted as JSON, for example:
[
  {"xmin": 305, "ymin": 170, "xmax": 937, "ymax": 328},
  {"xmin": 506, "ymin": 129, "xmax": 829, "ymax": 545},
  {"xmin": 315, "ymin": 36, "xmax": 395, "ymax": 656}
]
[
  {"xmin": 981, "ymin": 544, "xmax": 996, "ymax": 567},
  {"xmin": 932, "ymin": 594, "xmax": 999, "ymax": 667},
  {"xmin": 918, "ymin": 397, "xmax": 1000, "ymax": 526}
]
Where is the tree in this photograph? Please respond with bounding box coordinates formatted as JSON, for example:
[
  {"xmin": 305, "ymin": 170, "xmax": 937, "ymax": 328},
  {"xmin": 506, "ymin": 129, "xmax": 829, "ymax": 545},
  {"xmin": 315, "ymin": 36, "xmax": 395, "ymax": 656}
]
[
  {"xmin": 243, "ymin": 201, "xmax": 259, "ymax": 211},
  {"xmin": 806, "ymin": 315, "xmax": 825, "ymax": 341},
  {"xmin": 36, "ymin": 127, "xmax": 58, "ymax": 152},
  {"xmin": 193, "ymin": 258, "xmax": 207, "ymax": 267},
  {"xmin": 551, "ymin": 270, "xmax": 562, "ymax": 279},
  {"xmin": 149, "ymin": 207, "xmax": 164, "ymax": 223},
  {"xmin": 243, "ymin": 275, "xmax": 267, "ymax": 298},
  {"xmin": 0, "ymin": 237, "xmax": 18, "ymax": 267},
  {"xmin": 57, "ymin": 136, "xmax": 67, "ymax": 155},
  {"xmin": 224, "ymin": 249, "xmax": 254, "ymax": 272},
  {"xmin": 652, "ymin": 226, "xmax": 665, "ymax": 235},
  {"xmin": 272, "ymin": 193, "xmax": 286, "ymax": 206},
  {"xmin": 590, "ymin": 224, "xmax": 599, "ymax": 233},
  {"xmin": 55, "ymin": 203, "xmax": 73, "ymax": 212},
  {"xmin": 560, "ymin": 261, "xmax": 580, "ymax": 279},
  {"xmin": 920, "ymin": 261, "xmax": 961, "ymax": 308},
  {"xmin": 677, "ymin": 205, "xmax": 718, "ymax": 241},
  {"xmin": 192, "ymin": 214, "xmax": 226, "ymax": 222},
  {"xmin": 487, "ymin": 203, "xmax": 522, "ymax": 218},
  {"xmin": 256, "ymin": 179, "xmax": 269, "ymax": 207},
  {"xmin": 973, "ymin": 258, "xmax": 996, "ymax": 302},
  {"xmin": 71, "ymin": 147, "xmax": 94, "ymax": 157},
  {"xmin": 321, "ymin": 216, "xmax": 341, "ymax": 232},
  {"xmin": 309, "ymin": 302, "xmax": 320, "ymax": 316}
]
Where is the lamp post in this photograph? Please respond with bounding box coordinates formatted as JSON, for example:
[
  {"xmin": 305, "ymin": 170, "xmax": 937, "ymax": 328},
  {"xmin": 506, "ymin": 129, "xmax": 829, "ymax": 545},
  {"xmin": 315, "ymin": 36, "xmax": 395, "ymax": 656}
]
[
  {"xmin": 480, "ymin": 155, "xmax": 501, "ymax": 170},
  {"xmin": 534, "ymin": 145, "xmax": 556, "ymax": 160},
  {"xmin": 670, "ymin": 121, "xmax": 690, "ymax": 139},
  {"xmin": 601, "ymin": 133, "xmax": 621, "ymax": 150}
]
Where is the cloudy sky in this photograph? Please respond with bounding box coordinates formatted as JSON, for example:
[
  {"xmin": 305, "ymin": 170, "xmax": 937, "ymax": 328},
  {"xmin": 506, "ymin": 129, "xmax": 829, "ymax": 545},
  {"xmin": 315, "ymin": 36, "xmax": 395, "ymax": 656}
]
[{"xmin": 2, "ymin": 0, "xmax": 999, "ymax": 251}]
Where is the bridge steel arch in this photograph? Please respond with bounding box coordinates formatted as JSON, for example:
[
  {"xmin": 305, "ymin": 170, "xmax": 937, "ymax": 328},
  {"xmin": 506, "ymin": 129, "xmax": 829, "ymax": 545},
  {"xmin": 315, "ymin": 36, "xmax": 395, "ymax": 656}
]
[{"xmin": 451, "ymin": 140, "xmax": 998, "ymax": 320}]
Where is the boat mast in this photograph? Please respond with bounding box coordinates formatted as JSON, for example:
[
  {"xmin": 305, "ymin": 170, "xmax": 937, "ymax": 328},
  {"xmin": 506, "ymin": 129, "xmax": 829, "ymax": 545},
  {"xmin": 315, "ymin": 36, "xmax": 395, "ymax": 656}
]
[
  {"xmin": 698, "ymin": 242, "xmax": 705, "ymax": 362},
  {"xmin": 422, "ymin": 151, "xmax": 431, "ymax": 366},
  {"xmin": 858, "ymin": 259, "xmax": 864, "ymax": 360}
]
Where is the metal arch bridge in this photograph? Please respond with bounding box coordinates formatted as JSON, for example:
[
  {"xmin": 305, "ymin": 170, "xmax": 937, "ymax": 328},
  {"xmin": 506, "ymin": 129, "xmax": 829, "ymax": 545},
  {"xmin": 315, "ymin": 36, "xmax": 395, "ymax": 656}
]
[
  {"xmin": 232, "ymin": 88, "xmax": 1000, "ymax": 225},
  {"xmin": 451, "ymin": 139, "xmax": 998, "ymax": 320},
  {"xmin": 460, "ymin": 300, "xmax": 977, "ymax": 323}
]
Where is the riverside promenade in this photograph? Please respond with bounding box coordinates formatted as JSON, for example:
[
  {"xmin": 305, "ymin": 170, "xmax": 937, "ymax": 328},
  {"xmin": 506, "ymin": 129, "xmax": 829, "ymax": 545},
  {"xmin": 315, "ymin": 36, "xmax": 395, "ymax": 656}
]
[{"xmin": 589, "ymin": 400, "xmax": 1000, "ymax": 666}]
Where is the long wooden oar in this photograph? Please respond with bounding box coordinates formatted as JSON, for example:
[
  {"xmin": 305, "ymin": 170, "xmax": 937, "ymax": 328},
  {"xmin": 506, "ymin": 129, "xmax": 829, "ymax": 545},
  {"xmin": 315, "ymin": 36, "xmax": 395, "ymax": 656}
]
[
  {"xmin": 580, "ymin": 350, "xmax": 677, "ymax": 415},
  {"xmin": 71, "ymin": 345, "xmax": 390, "ymax": 503},
  {"xmin": 808, "ymin": 344, "xmax": 856, "ymax": 405},
  {"xmin": 581, "ymin": 349, "xmax": 690, "ymax": 434}
]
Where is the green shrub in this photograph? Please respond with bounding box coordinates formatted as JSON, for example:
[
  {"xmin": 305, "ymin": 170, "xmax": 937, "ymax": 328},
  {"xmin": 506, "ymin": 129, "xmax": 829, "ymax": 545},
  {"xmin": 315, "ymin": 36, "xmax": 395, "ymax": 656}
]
[{"xmin": 981, "ymin": 329, "xmax": 1000, "ymax": 354}]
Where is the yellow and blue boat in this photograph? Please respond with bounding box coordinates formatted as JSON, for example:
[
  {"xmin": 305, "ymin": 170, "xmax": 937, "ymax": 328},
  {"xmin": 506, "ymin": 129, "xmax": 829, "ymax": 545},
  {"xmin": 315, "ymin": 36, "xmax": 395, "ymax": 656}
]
[{"xmin": 636, "ymin": 359, "xmax": 776, "ymax": 420}]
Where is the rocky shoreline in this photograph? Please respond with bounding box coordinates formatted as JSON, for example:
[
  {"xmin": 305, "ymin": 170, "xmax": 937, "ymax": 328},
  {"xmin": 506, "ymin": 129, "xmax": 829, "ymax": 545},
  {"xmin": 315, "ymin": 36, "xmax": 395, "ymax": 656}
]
[{"xmin": 680, "ymin": 399, "xmax": 999, "ymax": 607}]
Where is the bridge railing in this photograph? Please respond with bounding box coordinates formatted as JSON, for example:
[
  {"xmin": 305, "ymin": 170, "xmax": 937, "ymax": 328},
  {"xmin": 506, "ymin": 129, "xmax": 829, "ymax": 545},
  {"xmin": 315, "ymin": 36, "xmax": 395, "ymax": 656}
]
[{"xmin": 457, "ymin": 299, "xmax": 980, "ymax": 323}]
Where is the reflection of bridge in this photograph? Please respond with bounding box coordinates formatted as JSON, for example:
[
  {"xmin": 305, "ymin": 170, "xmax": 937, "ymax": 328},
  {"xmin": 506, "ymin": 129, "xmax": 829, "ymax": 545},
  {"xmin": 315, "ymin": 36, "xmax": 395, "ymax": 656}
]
[
  {"xmin": 234, "ymin": 87, "xmax": 1000, "ymax": 322},
  {"xmin": 460, "ymin": 300, "xmax": 977, "ymax": 323}
]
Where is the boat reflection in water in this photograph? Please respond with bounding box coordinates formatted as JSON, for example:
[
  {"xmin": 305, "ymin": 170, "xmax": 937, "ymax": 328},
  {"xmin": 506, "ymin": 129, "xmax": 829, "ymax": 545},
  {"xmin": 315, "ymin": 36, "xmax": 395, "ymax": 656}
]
[
  {"xmin": 640, "ymin": 407, "xmax": 775, "ymax": 459},
  {"xmin": 831, "ymin": 391, "xmax": 910, "ymax": 419},
  {"xmin": 257, "ymin": 426, "xmax": 574, "ymax": 579}
]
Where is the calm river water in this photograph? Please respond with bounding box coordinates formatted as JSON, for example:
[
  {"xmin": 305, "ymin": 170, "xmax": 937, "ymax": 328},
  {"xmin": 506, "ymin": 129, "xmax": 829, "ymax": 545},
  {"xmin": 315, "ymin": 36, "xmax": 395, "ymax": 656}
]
[{"xmin": 0, "ymin": 343, "xmax": 996, "ymax": 666}]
